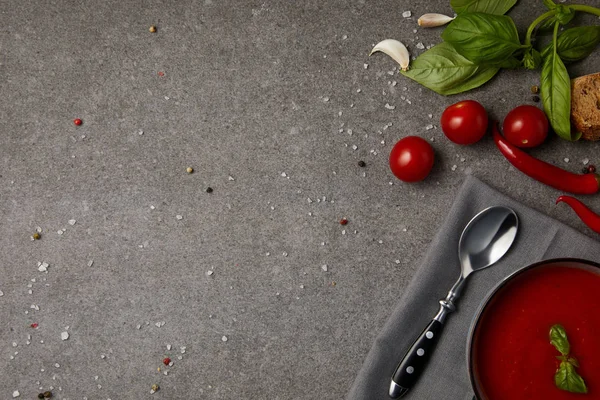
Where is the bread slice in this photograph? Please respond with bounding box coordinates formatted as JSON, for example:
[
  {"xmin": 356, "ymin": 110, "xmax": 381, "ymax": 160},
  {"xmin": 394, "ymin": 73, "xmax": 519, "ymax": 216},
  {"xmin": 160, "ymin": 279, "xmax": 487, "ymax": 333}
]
[{"xmin": 571, "ymin": 72, "xmax": 600, "ymax": 141}]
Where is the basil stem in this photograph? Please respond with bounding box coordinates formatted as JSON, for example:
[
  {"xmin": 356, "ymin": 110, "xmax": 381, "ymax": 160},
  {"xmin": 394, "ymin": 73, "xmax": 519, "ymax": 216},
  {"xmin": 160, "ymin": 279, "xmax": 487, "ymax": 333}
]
[
  {"xmin": 570, "ymin": 4, "xmax": 600, "ymax": 17},
  {"xmin": 524, "ymin": 10, "xmax": 557, "ymax": 47}
]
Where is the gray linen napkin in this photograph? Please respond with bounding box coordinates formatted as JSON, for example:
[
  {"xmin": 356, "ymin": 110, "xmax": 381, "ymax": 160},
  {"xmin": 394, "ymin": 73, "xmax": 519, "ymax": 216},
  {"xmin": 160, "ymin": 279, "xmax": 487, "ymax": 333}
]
[{"xmin": 347, "ymin": 175, "xmax": 600, "ymax": 400}]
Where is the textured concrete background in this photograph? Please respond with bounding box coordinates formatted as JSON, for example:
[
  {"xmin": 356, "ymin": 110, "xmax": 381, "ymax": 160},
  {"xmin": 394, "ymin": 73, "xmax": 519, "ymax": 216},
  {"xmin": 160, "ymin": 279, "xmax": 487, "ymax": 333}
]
[{"xmin": 1, "ymin": 0, "xmax": 599, "ymax": 398}]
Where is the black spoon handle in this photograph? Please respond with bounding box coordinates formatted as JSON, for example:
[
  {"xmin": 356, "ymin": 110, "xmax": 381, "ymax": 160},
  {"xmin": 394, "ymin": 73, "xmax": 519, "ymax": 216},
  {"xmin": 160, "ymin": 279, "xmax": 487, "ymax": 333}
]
[{"xmin": 389, "ymin": 319, "xmax": 444, "ymax": 398}]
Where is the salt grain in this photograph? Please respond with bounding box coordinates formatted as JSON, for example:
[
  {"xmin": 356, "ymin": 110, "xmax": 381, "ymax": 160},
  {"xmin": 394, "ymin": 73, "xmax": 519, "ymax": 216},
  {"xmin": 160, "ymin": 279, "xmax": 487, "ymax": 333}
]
[
  {"xmin": 87, "ymin": 260, "xmax": 94, "ymax": 267},
  {"xmin": 206, "ymin": 270, "xmax": 214, "ymax": 276},
  {"xmin": 385, "ymin": 103, "xmax": 396, "ymax": 110},
  {"xmin": 425, "ymin": 124, "xmax": 434, "ymax": 130},
  {"xmin": 222, "ymin": 335, "xmax": 228, "ymax": 342},
  {"xmin": 451, "ymin": 165, "xmax": 457, "ymax": 171},
  {"xmin": 402, "ymin": 11, "xmax": 411, "ymax": 17},
  {"xmin": 176, "ymin": 215, "xmax": 183, "ymax": 220},
  {"xmin": 321, "ymin": 265, "xmax": 328, "ymax": 272},
  {"xmin": 323, "ymin": 97, "xmax": 330, "ymax": 102},
  {"xmin": 583, "ymin": 158, "xmax": 590, "ymax": 165},
  {"xmin": 416, "ymin": 42, "xmax": 425, "ymax": 49},
  {"xmin": 61, "ymin": 332, "xmax": 69, "ymax": 341},
  {"xmin": 68, "ymin": 219, "xmax": 76, "ymax": 226},
  {"xmin": 12, "ymin": 391, "xmax": 19, "ymax": 398},
  {"xmin": 564, "ymin": 158, "xmax": 570, "ymax": 163},
  {"xmin": 167, "ymin": 344, "xmax": 172, "ymax": 350}
]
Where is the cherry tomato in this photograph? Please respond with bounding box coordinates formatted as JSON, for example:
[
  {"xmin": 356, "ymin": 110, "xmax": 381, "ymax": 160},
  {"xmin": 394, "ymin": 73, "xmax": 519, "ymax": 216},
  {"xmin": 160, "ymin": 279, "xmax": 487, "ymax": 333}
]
[
  {"xmin": 440, "ymin": 100, "xmax": 488, "ymax": 145},
  {"xmin": 389, "ymin": 136, "xmax": 434, "ymax": 182},
  {"xmin": 502, "ymin": 105, "xmax": 548, "ymax": 148}
]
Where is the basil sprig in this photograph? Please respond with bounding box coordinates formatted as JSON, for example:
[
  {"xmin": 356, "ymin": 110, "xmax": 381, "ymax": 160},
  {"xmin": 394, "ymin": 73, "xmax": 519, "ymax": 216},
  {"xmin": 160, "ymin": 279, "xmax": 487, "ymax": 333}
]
[
  {"xmin": 396, "ymin": 0, "xmax": 600, "ymax": 141},
  {"xmin": 549, "ymin": 324, "xmax": 588, "ymax": 394}
]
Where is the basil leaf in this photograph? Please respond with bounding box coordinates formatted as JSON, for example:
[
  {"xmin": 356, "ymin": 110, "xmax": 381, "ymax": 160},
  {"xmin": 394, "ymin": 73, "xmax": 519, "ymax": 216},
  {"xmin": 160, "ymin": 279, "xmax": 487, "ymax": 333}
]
[
  {"xmin": 450, "ymin": 0, "xmax": 517, "ymax": 15},
  {"xmin": 541, "ymin": 42, "xmax": 578, "ymax": 140},
  {"xmin": 442, "ymin": 13, "xmax": 523, "ymax": 64},
  {"xmin": 401, "ymin": 42, "xmax": 500, "ymax": 95},
  {"xmin": 541, "ymin": 26, "xmax": 600, "ymax": 63},
  {"xmin": 549, "ymin": 324, "xmax": 570, "ymax": 355},
  {"xmin": 555, "ymin": 361, "xmax": 588, "ymax": 394},
  {"xmin": 543, "ymin": 0, "xmax": 556, "ymax": 9}
]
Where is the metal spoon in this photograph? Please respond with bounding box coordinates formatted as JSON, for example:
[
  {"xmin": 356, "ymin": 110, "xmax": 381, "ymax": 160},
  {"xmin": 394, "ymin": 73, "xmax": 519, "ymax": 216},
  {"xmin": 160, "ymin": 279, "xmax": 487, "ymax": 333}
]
[{"xmin": 389, "ymin": 206, "xmax": 518, "ymax": 399}]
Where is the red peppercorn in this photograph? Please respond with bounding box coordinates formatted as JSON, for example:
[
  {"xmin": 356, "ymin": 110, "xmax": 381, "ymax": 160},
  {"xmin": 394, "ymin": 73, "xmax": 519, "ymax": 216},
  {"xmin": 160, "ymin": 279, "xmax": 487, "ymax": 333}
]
[
  {"xmin": 74, "ymin": 118, "xmax": 82, "ymax": 126},
  {"xmin": 588, "ymin": 165, "xmax": 596, "ymax": 174},
  {"xmin": 340, "ymin": 218, "xmax": 348, "ymax": 225},
  {"xmin": 158, "ymin": 71, "xmax": 165, "ymax": 77},
  {"xmin": 31, "ymin": 323, "xmax": 39, "ymax": 328},
  {"xmin": 163, "ymin": 357, "xmax": 171, "ymax": 366}
]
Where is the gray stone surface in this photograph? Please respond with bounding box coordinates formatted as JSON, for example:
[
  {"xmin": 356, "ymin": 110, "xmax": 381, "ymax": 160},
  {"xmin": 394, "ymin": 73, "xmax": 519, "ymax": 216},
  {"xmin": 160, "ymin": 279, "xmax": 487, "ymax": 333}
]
[{"xmin": 0, "ymin": 0, "xmax": 599, "ymax": 398}]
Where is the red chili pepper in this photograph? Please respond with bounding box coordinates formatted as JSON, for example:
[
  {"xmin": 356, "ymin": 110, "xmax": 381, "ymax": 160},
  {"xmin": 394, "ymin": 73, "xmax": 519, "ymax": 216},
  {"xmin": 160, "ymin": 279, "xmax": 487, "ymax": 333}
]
[
  {"xmin": 556, "ymin": 195, "xmax": 600, "ymax": 234},
  {"xmin": 493, "ymin": 123, "xmax": 600, "ymax": 194}
]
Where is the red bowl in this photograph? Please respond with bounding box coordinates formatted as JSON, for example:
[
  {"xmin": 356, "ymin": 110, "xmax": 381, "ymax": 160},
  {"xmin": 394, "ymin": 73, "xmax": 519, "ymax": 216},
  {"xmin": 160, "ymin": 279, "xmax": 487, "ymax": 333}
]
[{"xmin": 467, "ymin": 258, "xmax": 600, "ymax": 400}]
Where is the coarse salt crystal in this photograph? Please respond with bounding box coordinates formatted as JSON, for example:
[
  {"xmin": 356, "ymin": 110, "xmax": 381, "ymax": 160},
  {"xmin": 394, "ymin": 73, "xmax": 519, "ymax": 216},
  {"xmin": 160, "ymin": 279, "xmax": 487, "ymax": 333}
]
[
  {"xmin": 363, "ymin": 63, "xmax": 368, "ymax": 69},
  {"xmin": 222, "ymin": 335, "xmax": 228, "ymax": 342},
  {"xmin": 176, "ymin": 215, "xmax": 183, "ymax": 220},
  {"xmin": 356, "ymin": 89, "xmax": 361, "ymax": 93},
  {"xmin": 583, "ymin": 158, "xmax": 590, "ymax": 165},
  {"xmin": 206, "ymin": 270, "xmax": 214, "ymax": 276},
  {"xmin": 321, "ymin": 265, "xmax": 328, "ymax": 272},
  {"xmin": 352, "ymin": 145, "xmax": 358, "ymax": 151},
  {"xmin": 564, "ymin": 158, "xmax": 570, "ymax": 163},
  {"xmin": 167, "ymin": 344, "xmax": 172, "ymax": 350},
  {"xmin": 87, "ymin": 260, "xmax": 94, "ymax": 267},
  {"xmin": 451, "ymin": 165, "xmax": 457, "ymax": 171},
  {"xmin": 402, "ymin": 11, "xmax": 412, "ymax": 17},
  {"xmin": 385, "ymin": 103, "xmax": 396, "ymax": 110},
  {"xmin": 12, "ymin": 391, "xmax": 19, "ymax": 398},
  {"xmin": 425, "ymin": 124, "xmax": 434, "ymax": 130},
  {"xmin": 228, "ymin": 175, "xmax": 235, "ymax": 181},
  {"xmin": 416, "ymin": 42, "xmax": 425, "ymax": 49},
  {"xmin": 61, "ymin": 332, "xmax": 69, "ymax": 341},
  {"xmin": 68, "ymin": 219, "xmax": 76, "ymax": 225},
  {"xmin": 322, "ymin": 97, "xmax": 329, "ymax": 102}
]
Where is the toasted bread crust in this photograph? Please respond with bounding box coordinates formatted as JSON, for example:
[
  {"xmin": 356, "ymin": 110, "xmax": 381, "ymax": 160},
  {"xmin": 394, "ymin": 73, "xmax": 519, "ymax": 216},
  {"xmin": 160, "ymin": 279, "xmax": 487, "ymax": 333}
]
[{"xmin": 571, "ymin": 72, "xmax": 600, "ymax": 141}]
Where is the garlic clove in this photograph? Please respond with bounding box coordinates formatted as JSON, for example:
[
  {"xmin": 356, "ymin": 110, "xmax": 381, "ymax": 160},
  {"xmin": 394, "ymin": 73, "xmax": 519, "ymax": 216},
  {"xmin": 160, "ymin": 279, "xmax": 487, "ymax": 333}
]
[
  {"xmin": 369, "ymin": 39, "xmax": 410, "ymax": 72},
  {"xmin": 417, "ymin": 13, "xmax": 455, "ymax": 28}
]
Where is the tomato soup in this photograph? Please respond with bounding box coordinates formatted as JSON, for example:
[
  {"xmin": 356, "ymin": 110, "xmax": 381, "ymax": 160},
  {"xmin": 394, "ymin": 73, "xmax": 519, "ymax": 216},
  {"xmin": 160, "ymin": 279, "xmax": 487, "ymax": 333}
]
[{"xmin": 472, "ymin": 264, "xmax": 600, "ymax": 400}]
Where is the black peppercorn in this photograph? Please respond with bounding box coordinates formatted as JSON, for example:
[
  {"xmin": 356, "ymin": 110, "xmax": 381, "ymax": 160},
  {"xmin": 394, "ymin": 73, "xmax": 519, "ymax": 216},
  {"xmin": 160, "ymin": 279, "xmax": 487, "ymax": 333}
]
[
  {"xmin": 38, "ymin": 394, "xmax": 44, "ymax": 399},
  {"xmin": 206, "ymin": 187, "xmax": 213, "ymax": 193},
  {"xmin": 358, "ymin": 161, "xmax": 366, "ymax": 167},
  {"xmin": 532, "ymin": 96, "xmax": 540, "ymax": 102},
  {"xmin": 43, "ymin": 392, "xmax": 53, "ymax": 398}
]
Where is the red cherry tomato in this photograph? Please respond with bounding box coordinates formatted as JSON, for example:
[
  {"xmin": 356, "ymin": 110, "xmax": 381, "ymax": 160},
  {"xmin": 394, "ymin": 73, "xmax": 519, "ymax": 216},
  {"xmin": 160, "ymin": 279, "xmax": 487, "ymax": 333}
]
[
  {"xmin": 440, "ymin": 100, "xmax": 488, "ymax": 145},
  {"xmin": 502, "ymin": 105, "xmax": 548, "ymax": 148},
  {"xmin": 389, "ymin": 136, "xmax": 434, "ymax": 182}
]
